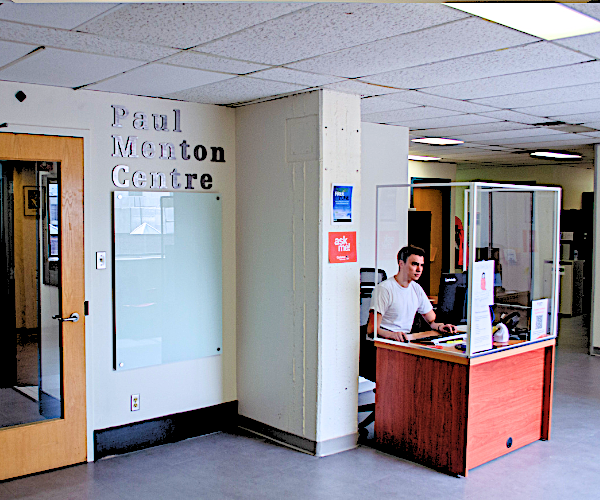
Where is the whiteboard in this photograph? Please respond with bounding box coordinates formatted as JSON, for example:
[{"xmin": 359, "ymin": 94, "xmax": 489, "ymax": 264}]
[{"xmin": 113, "ymin": 191, "xmax": 222, "ymax": 370}]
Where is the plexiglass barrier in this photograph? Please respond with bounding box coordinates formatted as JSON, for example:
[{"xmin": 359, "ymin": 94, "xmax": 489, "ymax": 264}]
[{"xmin": 374, "ymin": 182, "xmax": 560, "ymax": 357}]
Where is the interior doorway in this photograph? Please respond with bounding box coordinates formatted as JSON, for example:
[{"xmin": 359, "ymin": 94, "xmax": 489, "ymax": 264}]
[
  {"xmin": 410, "ymin": 178, "xmax": 452, "ymax": 298},
  {"xmin": 0, "ymin": 133, "xmax": 86, "ymax": 480}
]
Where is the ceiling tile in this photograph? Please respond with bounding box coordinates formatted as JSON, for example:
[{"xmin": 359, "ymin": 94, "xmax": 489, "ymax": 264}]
[
  {"xmin": 0, "ymin": 40, "xmax": 37, "ymax": 68},
  {"xmin": 250, "ymin": 68, "xmax": 341, "ymax": 86},
  {"xmin": 581, "ymin": 121, "xmax": 600, "ymax": 129},
  {"xmin": 198, "ymin": 3, "xmax": 468, "ymax": 66},
  {"xmin": 287, "ymin": 17, "xmax": 537, "ymax": 78},
  {"xmin": 460, "ymin": 144, "xmax": 520, "ymax": 152},
  {"xmin": 474, "ymin": 110, "xmax": 548, "ymax": 125},
  {"xmin": 0, "ymin": 20, "xmax": 177, "ymax": 62},
  {"xmin": 361, "ymin": 93, "xmax": 429, "ymax": 115},
  {"xmin": 162, "ymin": 51, "xmax": 270, "ymax": 75},
  {"xmin": 0, "ymin": 47, "xmax": 144, "ymax": 88},
  {"xmin": 385, "ymin": 90, "xmax": 497, "ymax": 114},
  {"xmin": 0, "ymin": 3, "xmax": 117, "ymax": 30},
  {"xmin": 323, "ymin": 80, "xmax": 401, "ymax": 97},
  {"xmin": 515, "ymin": 98, "xmax": 600, "ymax": 118},
  {"xmin": 436, "ymin": 149, "xmax": 517, "ymax": 158},
  {"xmin": 469, "ymin": 82, "xmax": 600, "ymax": 109},
  {"xmin": 364, "ymin": 107, "xmax": 461, "ymax": 124},
  {"xmin": 555, "ymin": 32, "xmax": 600, "ymax": 59},
  {"xmin": 424, "ymin": 61, "xmax": 600, "ymax": 100},
  {"xmin": 359, "ymin": 41, "xmax": 590, "ymax": 90},
  {"xmin": 78, "ymin": 3, "xmax": 308, "ymax": 49},
  {"xmin": 417, "ymin": 122, "xmax": 534, "ymax": 136},
  {"xmin": 406, "ymin": 114, "xmax": 500, "ymax": 131},
  {"xmin": 459, "ymin": 128, "xmax": 565, "ymax": 143},
  {"xmin": 483, "ymin": 133, "xmax": 591, "ymax": 145},
  {"xmin": 580, "ymin": 131, "xmax": 600, "ymax": 138},
  {"xmin": 163, "ymin": 77, "xmax": 306, "ymax": 105},
  {"xmin": 551, "ymin": 110, "xmax": 600, "ymax": 124},
  {"xmin": 566, "ymin": 4, "xmax": 600, "ymax": 21},
  {"xmin": 87, "ymin": 63, "xmax": 230, "ymax": 97},
  {"xmin": 508, "ymin": 138, "xmax": 598, "ymax": 149}
]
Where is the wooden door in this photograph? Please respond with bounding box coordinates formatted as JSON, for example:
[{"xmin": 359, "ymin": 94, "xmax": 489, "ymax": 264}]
[
  {"xmin": 0, "ymin": 133, "xmax": 86, "ymax": 480},
  {"xmin": 414, "ymin": 187, "xmax": 443, "ymax": 296}
]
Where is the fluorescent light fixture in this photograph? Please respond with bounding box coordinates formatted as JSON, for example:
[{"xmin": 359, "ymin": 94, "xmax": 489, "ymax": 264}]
[
  {"xmin": 530, "ymin": 151, "xmax": 581, "ymax": 159},
  {"xmin": 408, "ymin": 155, "xmax": 441, "ymax": 161},
  {"xmin": 445, "ymin": 3, "xmax": 600, "ymax": 40},
  {"xmin": 412, "ymin": 137, "xmax": 464, "ymax": 146}
]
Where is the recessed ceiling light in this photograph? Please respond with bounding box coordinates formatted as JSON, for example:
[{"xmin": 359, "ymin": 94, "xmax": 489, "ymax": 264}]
[
  {"xmin": 411, "ymin": 137, "xmax": 464, "ymax": 146},
  {"xmin": 530, "ymin": 151, "xmax": 582, "ymax": 159},
  {"xmin": 408, "ymin": 155, "xmax": 441, "ymax": 161},
  {"xmin": 445, "ymin": 3, "xmax": 600, "ymax": 40}
]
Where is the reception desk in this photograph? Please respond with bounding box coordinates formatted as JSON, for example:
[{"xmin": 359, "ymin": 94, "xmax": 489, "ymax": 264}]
[{"xmin": 374, "ymin": 336, "xmax": 555, "ymax": 477}]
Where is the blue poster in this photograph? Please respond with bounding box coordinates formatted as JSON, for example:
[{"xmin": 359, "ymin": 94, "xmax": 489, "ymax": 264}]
[{"xmin": 332, "ymin": 185, "xmax": 353, "ymax": 224}]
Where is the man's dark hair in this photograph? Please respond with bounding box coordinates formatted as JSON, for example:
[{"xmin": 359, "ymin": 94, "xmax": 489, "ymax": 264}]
[{"xmin": 397, "ymin": 245, "xmax": 426, "ymax": 264}]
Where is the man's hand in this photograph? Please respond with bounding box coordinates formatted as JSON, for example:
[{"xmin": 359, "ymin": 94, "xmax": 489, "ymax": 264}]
[
  {"xmin": 378, "ymin": 330, "xmax": 407, "ymax": 342},
  {"xmin": 438, "ymin": 323, "xmax": 457, "ymax": 334}
]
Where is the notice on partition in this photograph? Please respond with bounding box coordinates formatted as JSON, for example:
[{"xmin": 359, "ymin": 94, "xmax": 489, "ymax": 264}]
[
  {"xmin": 331, "ymin": 185, "xmax": 353, "ymax": 224},
  {"xmin": 329, "ymin": 231, "xmax": 357, "ymax": 263},
  {"xmin": 530, "ymin": 299, "xmax": 549, "ymax": 340},
  {"xmin": 469, "ymin": 260, "xmax": 495, "ymax": 354}
]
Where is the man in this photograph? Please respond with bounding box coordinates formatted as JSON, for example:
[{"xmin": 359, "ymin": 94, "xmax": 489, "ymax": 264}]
[{"xmin": 367, "ymin": 245, "xmax": 457, "ymax": 342}]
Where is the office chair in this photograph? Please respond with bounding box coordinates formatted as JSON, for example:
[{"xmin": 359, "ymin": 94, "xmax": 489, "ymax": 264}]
[{"xmin": 358, "ymin": 268, "xmax": 386, "ymax": 440}]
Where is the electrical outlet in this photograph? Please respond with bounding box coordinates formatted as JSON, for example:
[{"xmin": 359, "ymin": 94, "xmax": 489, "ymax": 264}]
[
  {"xmin": 96, "ymin": 251, "xmax": 107, "ymax": 270},
  {"xmin": 131, "ymin": 394, "xmax": 140, "ymax": 411}
]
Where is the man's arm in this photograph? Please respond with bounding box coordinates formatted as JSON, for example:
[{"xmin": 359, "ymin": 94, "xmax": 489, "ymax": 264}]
[
  {"xmin": 422, "ymin": 309, "xmax": 457, "ymax": 334},
  {"xmin": 367, "ymin": 310, "xmax": 408, "ymax": 342}
]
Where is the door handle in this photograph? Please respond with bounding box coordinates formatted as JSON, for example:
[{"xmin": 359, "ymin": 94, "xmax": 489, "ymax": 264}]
[{"xmin": 52, "ymin": 312, "xmax": 80, "ymax": 323}]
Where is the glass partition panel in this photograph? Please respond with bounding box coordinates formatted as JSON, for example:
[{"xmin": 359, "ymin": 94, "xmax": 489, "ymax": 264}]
[
  {"xmin": 374, "ymin": 182, "xmax": 560, "ymax": 357},
  {"xmin": 114, "ymin": 191, "xmax": 222, "ymax": 370}
]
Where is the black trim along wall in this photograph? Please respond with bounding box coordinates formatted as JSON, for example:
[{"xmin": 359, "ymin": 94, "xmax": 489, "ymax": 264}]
[{"xmin": 94, "ymin": 401, "xmax": 238, "ymax": 460}]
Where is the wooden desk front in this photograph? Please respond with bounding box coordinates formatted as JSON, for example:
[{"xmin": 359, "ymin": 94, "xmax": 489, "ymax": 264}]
[{"xmin": 374, "ymin": 337, "xmax": 555, "ymax": 477}]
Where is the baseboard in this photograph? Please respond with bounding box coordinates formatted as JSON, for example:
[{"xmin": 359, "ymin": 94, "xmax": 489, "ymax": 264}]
[
  {"xmin": 315, "ymin": 433, "xmax": 358, "ymax": 457},
  {"xmin": 237, "ymin": 414, "xmax": 357, "ymax": 457},
  {"xmin": 94, "ymin": 401, "xmax": 238, "ymax": 460}
]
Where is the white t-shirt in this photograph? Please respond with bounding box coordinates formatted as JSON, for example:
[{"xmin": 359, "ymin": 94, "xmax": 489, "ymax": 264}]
[{"xmin": 370, "ymin": 278, "xmax": 433, "ymax": 333}]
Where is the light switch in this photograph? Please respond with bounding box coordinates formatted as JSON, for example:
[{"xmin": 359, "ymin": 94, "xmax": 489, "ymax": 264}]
[{"xmin": 96, "ymin": 251, "xmax": 106, "ymax": 270}]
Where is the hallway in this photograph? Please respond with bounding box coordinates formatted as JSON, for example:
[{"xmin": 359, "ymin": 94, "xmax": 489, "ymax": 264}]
[{"xmin": 1, "ymin": 316, "xmax": 598, "ymax": 499}]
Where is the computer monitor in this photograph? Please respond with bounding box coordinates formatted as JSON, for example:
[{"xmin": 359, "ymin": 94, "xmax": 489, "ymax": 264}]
[{"xmin": 437, "ymin": 273, "xmax": 467, "ymax": 325}]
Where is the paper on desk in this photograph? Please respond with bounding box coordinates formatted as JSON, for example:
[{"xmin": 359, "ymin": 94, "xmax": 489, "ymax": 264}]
[
  {"xmin": 530, "ymin": 298, "xmax": 549, "ymax": 340},
  {"xmin": 469, "ymin": 260, "xmax": 495, "ymax": 354},
  {"xmin": 470, "ymin": 305, "xmax": 493, "ymax": 354}
]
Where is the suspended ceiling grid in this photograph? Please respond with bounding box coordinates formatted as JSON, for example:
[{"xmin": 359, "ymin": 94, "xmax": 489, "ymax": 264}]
[{"xmin": 0, "ymin": 2, "xmax": 599, "ymax": 168}]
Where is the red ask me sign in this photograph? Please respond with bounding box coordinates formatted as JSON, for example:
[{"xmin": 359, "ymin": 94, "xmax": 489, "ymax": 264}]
[{"xmin": 329, "ymin": 231, "xmax": 357, "ymax": 263}]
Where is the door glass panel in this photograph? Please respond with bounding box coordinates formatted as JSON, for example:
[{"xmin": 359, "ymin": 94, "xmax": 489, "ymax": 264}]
[{"xmin": 0, "ymin": 160, "xmax": 63, "ymax": 428}]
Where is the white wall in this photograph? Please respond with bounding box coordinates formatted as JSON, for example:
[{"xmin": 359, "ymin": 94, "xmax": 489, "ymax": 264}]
[
  {"xmin": 318, "ymin": 91, "xmax": 361, "ymax": 447},
  {"xmin": 409, "ymin": 160, "xmax": 456, "ymax": 182},
  {"xmin": 457, "ymin": 164, "xmax": 593, "ymax": 210},
  {"xmin": 236, "ymin": 90, "xmax": 360, "ymax": 453},
  {"xmin": 360, "ymin": 123, "xmax": 409, "ymax": 280},
  {"xmin": 0, "ymin": 80, "xmax": 236, "ymax": 459}
]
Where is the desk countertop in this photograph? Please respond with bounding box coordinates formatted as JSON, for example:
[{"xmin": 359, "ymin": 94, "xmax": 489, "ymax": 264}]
[{"xmin": 375, "ymin": 331, "xmax": 555, "ymax": 365}]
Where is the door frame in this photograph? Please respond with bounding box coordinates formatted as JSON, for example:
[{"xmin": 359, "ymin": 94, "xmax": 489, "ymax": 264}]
[{"xmin": 0, "ymin": 132, "xmax": 86, "ymax": 480}]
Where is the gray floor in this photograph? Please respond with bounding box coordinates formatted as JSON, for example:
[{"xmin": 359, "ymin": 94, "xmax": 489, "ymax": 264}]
[
  {"xmin": 1, "ymin": 315, "xmax": 599, "ymax": 499},
  {"xmin": 0, "ymin": 389, "xmax": 45, "ymax": 428}
]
